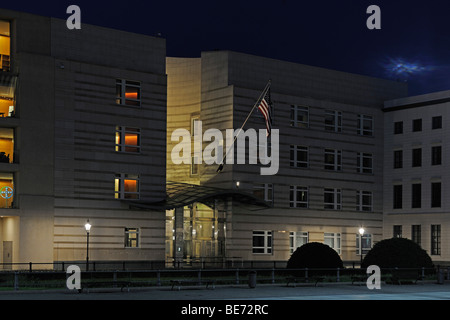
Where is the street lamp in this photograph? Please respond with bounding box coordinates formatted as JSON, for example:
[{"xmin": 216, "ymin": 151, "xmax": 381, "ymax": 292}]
[
  {"xmin": 85, "ymin": 220, "xmax": 91, "ymax": 271},
  {"xmin": 359, "ymin": 227, "xmax": 365, "ymax": 267}
]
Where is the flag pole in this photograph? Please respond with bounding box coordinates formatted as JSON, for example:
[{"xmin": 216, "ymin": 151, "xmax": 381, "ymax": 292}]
[{"xmin": 216, "ymin": 79, "xmax": 272, "ymax": 173}]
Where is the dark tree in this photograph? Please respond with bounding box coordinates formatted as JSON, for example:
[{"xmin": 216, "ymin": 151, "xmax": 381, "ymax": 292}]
[
  {"xmin": 361, "ymin": 237, "xmax": 433, "ymax": 269},
  {"xmin": 287, "ymin": 242, "xmax": 343, "ymax": 276}
]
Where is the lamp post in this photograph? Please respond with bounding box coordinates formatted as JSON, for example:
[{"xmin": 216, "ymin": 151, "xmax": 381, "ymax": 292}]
[
  {"xmin": 85, "ymin": 220, "xmax": 91, "ymax": 271},
  {"xmin": 359, "ymin": 227, "xmax": 365, "ymax": 267}
]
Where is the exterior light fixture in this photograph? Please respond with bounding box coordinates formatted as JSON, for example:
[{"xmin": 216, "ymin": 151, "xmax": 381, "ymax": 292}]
[{"xmin": 85, "ymin": 220, "xmax": 91, "ymax": 271}]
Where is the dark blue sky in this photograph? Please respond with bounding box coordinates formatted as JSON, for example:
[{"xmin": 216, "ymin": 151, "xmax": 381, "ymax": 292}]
[{"xmin": 3, "ymin": 0, "xmax": 450, "ymax": 95}]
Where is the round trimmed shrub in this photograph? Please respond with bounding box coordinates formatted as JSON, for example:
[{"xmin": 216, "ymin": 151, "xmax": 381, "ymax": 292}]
[
  {"xmin": 287, "ymin": 242, "xmax": 344, "ymax": 276},
  {"xmin": 361, "ymin": 237, "xmax": 433, "ymax": 269}
]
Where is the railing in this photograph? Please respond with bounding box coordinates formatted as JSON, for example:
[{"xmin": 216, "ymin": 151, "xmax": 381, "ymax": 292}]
[{"xmin": 0, "ymin": 264, "xmax": 445, "ymax": 291}]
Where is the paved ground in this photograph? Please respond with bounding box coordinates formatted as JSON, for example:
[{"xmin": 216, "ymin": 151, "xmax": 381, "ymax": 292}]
[{"xmin": 0, "ymin": 280, "xmax": 449, "ymax": 300}]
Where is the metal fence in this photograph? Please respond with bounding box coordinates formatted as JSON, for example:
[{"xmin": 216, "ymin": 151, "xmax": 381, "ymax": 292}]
[{"xmin": 0, "ymin": 264, "xmax": 446, "ymax": 291}]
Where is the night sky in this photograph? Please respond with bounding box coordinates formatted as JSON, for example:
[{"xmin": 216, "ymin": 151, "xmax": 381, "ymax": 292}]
[{"xmin": 3, "ymin": 0, "xmax": 450, "ymax": 96}]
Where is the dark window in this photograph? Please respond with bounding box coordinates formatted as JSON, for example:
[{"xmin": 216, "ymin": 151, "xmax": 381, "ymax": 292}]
[
  {"xmin": 412, "ymin": 148, "xmax": 422, "ymax": 167},
  {"xmin": 412, "ymin": 119, "xmax": 422, "ymax": 132},
  {"xmin": 431, "ymin": 182, "xmax": 441, "ymax": 208},
  {"xmin": 431, "ymin": 225, "xmax": 441, "ymax": 255},
  {"xmin": 432, "ymin": 116, "xmax": 442, "ymax": 130},
  {"xmin": 394, "ymin": 121, "xmax": 403, "ymax": 134},
  {"xmin": 411, "ymin": 183, "xmax": 421, "ymax": 208},
  {"xmin": 393, "ymin": 185, "xmax": 403, "ymax": 209},
  {"xmin": 393, "ymin": 225, "xmax": 402, "ymax": 238},
  {"xmin": 394, "ymin": 150, "xmax": 403, "ymax": 169},
  {"xmin": 411, "ymin": 225, "xmax": 421, "ymax": 246},
  {"xmin": 432, "ymin": 146, "xmax": 442, "ymax": 165}
]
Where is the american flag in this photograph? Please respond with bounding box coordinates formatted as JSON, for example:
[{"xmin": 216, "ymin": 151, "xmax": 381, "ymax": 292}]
[{"xmin": 258, "ymin": 88, "xmax": 272, "ymax": 137}]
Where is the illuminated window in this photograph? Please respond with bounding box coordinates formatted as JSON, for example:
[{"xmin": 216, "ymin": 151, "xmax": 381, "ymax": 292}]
[
  {"xmin": 0, "ymin": 128, "xmax": 13, "ymax": 163},
  {"xmin": 289, "ymin": 231, "xmax": 308, "ymax": 253},
  {"xmin": 115, "ymin": 126, "xmax": 140, "ymax": 153},
  {"xmin": 0, "ymin": 75, "xmax": 16, "ymax": 118},
  {"xmin": 114, "ymin": 174, "xmax": 139, "ymax": 200},
  {"xmin": 116, "ymin": 79, "xmax": 141, "ymax": 106},
  {"xmin": 0, "ymin": 172, "xmax": 13, "ymax": 208},
  {"xmin": 356, "ymin": 233, "xmax": 372, "ymax": 255},
  {"xmin": 324, "ymin": 232, "xmax": 341, "ymax": 254},
  {"xmin": 124, "ymin": 228, "xmax": 139, "ymax": 248},
  {"xmin": 0, "ymin": 20, "xmax": 10, "ymax": 72}
]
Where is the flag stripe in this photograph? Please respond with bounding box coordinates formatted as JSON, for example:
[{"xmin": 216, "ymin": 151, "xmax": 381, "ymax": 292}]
[{"xmin": 257, "ymin": 88, "xmax": 272, "ymax": 137}]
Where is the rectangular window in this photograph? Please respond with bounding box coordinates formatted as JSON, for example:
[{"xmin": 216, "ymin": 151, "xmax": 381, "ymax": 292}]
[
  {"xmin": 0, "ymin": 74, "xmax": 16, "ymax": 118},
  {"xmin": 357, "ymin": 153, "xmax": 373, "ymax": 173},
  {"xmin": 431, "ymin": 225, "xmax": 441, "ymax": 255},
  {"xmin": 356, "ymin": 191, "xmax": 373, "ymax": 212},
  {"xmin": 356, "ymin": 234, "xmax": 372, "ymax": 255},
  {"xmin": 124, "ymin": 228, "xmax": 139, "ymax": 248},
  {"xmin": 116, "ymin": 79, "xmax": 141, "ymax": 106},
  {"xmin": 290, "ymin": 105, "xmax": 309, "ymax": 128},
  {"xmin": 357, "ymin": 115, "xmax": 373, "ymax": 136},
  {"xmin": 0, "ymin": 172, "xmax": 14, "ymax": 208},
  {"xmin": 394, "ymin": 150, "xmax": 403, "ymax": 169},
  {"xmin": 412, "ymin": 119, "xmax": 422, "ymax": 132},
  {"xmin": 393, "ymin": 225, "xmax": 402, "ymax": 238},
  {"xmin": 289, "ymin": 231, "xmax": 308, "ymax": 253},
  {"xmin": 115, "ymin": 126, "xmax": 140, "ymax": 153},
  {"xmin": 324, "ymin": 149, "xmax": 342, "ymax": 171},
  {"xmin": 432, "ymin": 116, "xmax": 442, "ymax": 130},
  {"xmin": 114, "ymin": 174, "xmax": 139, "ymax": 200},
  {"xmin": 324, "ymin": 188, "xmax": 341, "ymax": 210},
  {"xmin": 431, "ymin": 182, "xmax": 441, "ymax": 208},
  {"xmin": 289, "ymin": 186, "xmax": 308, "ymax": 208},
  {"xmin": 253, "ymin": 183, "xmax": 273, "ymax": 203},
  {"xmin": 324, "ymin": 232, "xmax": 341, "ymax": 254},
  {"xmin": 325, "ymin": 110, "xmax": 342, "ymax": 132},
  {"xmin": 393, "ymin": 185, "xmax": 403, "ymax": 209},
  {"xmin": 432, "ymin": 146, "xmax": 442, "ymax": 166},
  {"xmin": 290, "ymin": 145, "xmax": 308, "ymax": 168},
  {"xmin": 252, "ymin": 230, "xmax": 272, "ymax": 254},
  {"xmin": 0, "ymin": 20, "xmax": 10, "ymax": 72},
  {"xmin": 412, "ymin": 148, "xmax": 422, "ymax": 167},
  {"xmin": 411, "ymin": 225, "xmax": 421, "ymax": 246},
  {"xmin": 0, "ymin": 128, "xmax": 14, "ymax": 163},
  {"xmin": 394, "ymin": 121, "xmax": 403, "ymax": 134},
  {"xmin": 411, "ymin": 183, "xmax": 421, "ymax": 208}
]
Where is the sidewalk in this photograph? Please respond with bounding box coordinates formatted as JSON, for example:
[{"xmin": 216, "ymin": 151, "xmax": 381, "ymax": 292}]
[{"xmin": 0, "ymin": 280, "xmax": 449, "ymax": 300}]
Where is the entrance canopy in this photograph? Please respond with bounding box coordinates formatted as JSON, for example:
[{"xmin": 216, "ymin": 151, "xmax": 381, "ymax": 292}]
[{"xmin": 129, "ymin": 181, "xmax": 271, "ymax": 210}]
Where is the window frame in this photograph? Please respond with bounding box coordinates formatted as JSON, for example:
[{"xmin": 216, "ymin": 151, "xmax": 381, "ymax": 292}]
[
  {"xmin": 252, "ymin": 230, "xmax": 273, "ymax": 254},
  {"xmin": 324, "ymin": 232, "xmax": 341, "ymax": 254},
  {"xmin": 431, "ymin": 224, "xmax": 441, "ymax": 255},
  {"xmin": 356, "ymin": 190, "xmax": 373, "ymax": 212},
  {"xmin": 290, "ymin": 105, "xmax": 309, "ymax": 128},
  {"xmin": 324, "ymin": 110, "xmax": 342, "ymax": 132},
  {"xmin": 116, "ymin": 79, "xmax": 141, "ymax": 107},
  {"xmin": 357, "ymin": 114, "xmax": 373, "ymax": 136},
  {"xmin": 357, "ymin": 152, "xmax": 373, "ymax": 174},
  {"xmin": 290, "ymin": 145, "xmax": 308, "ymax": 168},
  {"xmin": 114, "ymin": 173, "xmax": 140, "ymax": 200},
  {"xmin": 253, "ymin": 183, "xmax": 273, "ymax": 203},
  {"xmin": 124, "ymin": 227, "xmax": 140, "ymax": 248},
  {"xmin": 289, "ymin": 185, "xmax": 308, "ymax": 208},
  {"xmin": 324, "ymin": 149, "xmax": 342, "ymax": 171},
  {"xmin": 115, "ymin": 126, "xmax": 141, "ymax": 153},
  {"xmin": 289, "ymin": 231, "xmax": 309, "ymax": 254},
  {"xmin": 324, "ymin": 188, "xmax": 341, "ymax": 210}
]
